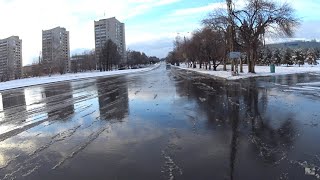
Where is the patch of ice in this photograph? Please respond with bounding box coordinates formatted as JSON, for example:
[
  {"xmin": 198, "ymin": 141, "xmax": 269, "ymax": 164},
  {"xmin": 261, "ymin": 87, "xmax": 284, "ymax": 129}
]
[
  {"xmin": 289, "ymin": 86, "xmax": 320, "ymax": 91},
  {"xmin": 305, "ymin": 167, "xmax": 316, "ymax": 176},
  {"xmin": 296, "ymin": 82, "xmax": 320, "ymax": 86}
]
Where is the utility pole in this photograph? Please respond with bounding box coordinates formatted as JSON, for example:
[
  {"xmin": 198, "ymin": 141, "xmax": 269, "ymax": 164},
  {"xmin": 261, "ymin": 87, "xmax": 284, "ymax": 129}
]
[
  {"xmin": 227, "ymin": 0, "xmax": 236, "ymax": 72},
  {"xmin": 227, "ymin": 0, "xmax": 234, "ymax": 52}
]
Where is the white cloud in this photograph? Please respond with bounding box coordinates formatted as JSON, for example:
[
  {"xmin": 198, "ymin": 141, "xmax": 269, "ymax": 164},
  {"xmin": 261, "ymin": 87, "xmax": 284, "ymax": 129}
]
[
  {"xmin": 127, "ymin": 32, "xmax": 174, "ymax": 58},
  {"xmin": 124, "ymin": 0, "xmax": 181, "ymax": 19},
  {"xmin": 154, "ymin": 0, "xmax": 180, "ymax": 6},
  {"xmin": 170, "ymin": 2, "xmax": 225, "ymax": 17}
]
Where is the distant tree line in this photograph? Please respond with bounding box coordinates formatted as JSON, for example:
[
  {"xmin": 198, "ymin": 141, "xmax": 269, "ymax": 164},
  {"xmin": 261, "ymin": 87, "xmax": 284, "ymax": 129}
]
[
  {"xmin": 71, "ymin": 50, "xmax": 96, "ymax": 73},
  {"xmin": 26, "ymin": 52, "xmax": 69, "ymax": 77},
  {"xmin": 166, "ymin": 0, "xmax": 300, "ymax": 73},
  {"xmin": 127, "ymin": 50, "xmax": 160, "ymax": 68},
  {"xmin": 98, "ymin": 39, "xmax": 160, "ymax": 71}
]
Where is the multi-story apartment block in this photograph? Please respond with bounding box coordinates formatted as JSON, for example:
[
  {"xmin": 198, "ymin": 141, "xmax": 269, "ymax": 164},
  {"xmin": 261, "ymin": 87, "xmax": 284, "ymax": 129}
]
[
  {"xmin": 94, "ymin": 17, "xmax": 126, "ymax": 64},
  {"xmin": 0, "ymin": 36, "xmax": 22, "ymax": 81},
  {"xmin": 42, "ymin": 27, "xmax": 70, "ymax": 73}
]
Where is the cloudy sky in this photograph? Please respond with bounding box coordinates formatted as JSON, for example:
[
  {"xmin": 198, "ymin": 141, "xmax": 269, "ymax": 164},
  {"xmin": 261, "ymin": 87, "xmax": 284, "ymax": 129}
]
[{"xmin": 0, "ymin": 0, "xmax": 319, "ymax": 66}]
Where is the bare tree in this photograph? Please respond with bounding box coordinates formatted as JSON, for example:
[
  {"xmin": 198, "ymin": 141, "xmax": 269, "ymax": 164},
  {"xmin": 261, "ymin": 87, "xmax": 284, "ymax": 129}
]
[
  {"xmin": 71, "ymin": 50, "xmax": 96, "ymax": 73},
  {"xmin": 99, "ymin": 39, "xmax": 121, "ymax": 71},
  {"xmin": 56, "ymin": 55, "xmax": 67, "ymax": 74},
  {"xmin": 0, "ymin": 68, "xmax": 10, "ymax": 82},
  {"xmin": 188, "ymin": 28, "xmax": 216, "ymax": 70},
  {"xmin": 172, "ymin": 36, "xmax": 185, "ymax": 66},
  {"xmin": 203, "ymin": 0, "xmax": 299, "ymax": 73},
  {"xmin": 234, "ymin": 0, "xmax": 299, "ymax": 72},
  {"xmin": 199, "ymin": 27, "xmax": 226, "ymax": 71},
  {"xmin": 41, "ymin": 45, "xmax": 67, "ymax": 75},
  {"xmin": 83, "ymin": 50, "xmax": 96, "ymax": 71},
  {"xmin": 31, "ymin": 57, "xmax": 42, "ymax": 77},
  {"xmin": 184, "ymin": 38, "xmax": 198, "ymax": 68},
  {"xmin": 202, "ymin": 8, "xmax": 238, "ymax": 71}
]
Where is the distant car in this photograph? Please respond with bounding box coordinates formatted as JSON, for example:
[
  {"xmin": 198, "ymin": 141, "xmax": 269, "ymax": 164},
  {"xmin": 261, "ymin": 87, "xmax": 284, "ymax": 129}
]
[
  {"xmin": 118, "ymin": 67, "xmax": 126, "ymax": 70},
  {"xmin": 131, "ymin": 66, "xmax": 138, "ymax": 69},
  {"xmin": 166, "ymin": 64, "xmax": 171, "ymax": 70}
]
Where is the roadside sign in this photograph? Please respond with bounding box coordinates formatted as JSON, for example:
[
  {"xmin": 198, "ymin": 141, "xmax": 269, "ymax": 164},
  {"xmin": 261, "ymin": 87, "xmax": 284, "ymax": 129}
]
[{"xmin": 229, "ymin": 52, "xmax": 241, "ymax": 59}]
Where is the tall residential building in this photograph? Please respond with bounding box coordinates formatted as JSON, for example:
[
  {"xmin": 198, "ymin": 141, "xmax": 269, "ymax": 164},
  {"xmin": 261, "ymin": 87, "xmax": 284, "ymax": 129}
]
[
  {"xmin": 94, "ymin": 17, "xmax": 126, "ymax": 64},
  {"xmin": 42, "ymin": 27, "xmax": 70, "ymax": 73},
  {"xmin": 0, "ymin": 36, "xmax": 22, "ymax": 80}
]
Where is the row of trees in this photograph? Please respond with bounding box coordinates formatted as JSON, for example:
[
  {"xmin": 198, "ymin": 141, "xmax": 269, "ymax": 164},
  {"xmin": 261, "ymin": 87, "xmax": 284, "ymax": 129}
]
[
  {"xmin": 167, "ymin": 27, "xmax": 226, "ymax": 71},
  {"xmin": 257, "ymin": 47, "xmax": 320, "ymax": 66},
  {"xmin": 25, "ymin": 39, "xmax": 159, "ymax": 77},
  {"xmin": 97, "ymin": 39, "xmax": 160, "ymax": 71},
  {"xmin": 98, "ymin": 39, "xmax": 160, "ymax": 71},
  {"xmin": 29, "ymin": 55, "xmax": 66, "ymax": 77},
  {"xmin": 127, "ymin": 50, "xmax": 160, "ymax": 67},
  {"xmin": 167, "ymin": 0, "xmax": 300, "ymax": 73}
]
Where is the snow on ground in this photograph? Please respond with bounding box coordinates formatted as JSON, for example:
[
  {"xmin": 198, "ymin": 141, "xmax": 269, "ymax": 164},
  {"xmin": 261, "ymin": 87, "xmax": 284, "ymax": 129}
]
[
  {"xmin": 176, "ymin": 61, "xmax": 320, "ymax": 80},
  {"xmin": 0, "ymin": 63, "xmax": 160, "ymax": 91}
]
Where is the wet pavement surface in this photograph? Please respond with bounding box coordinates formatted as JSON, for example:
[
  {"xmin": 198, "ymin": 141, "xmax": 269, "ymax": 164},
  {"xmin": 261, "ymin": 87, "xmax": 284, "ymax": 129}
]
[{"xmin": 1, "ymin": 63, "xmax": 320, "ymax": 180}]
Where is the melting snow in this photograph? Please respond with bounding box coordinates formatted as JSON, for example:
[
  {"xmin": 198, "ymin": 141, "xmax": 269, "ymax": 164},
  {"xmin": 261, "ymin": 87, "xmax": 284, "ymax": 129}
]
[
  {"xmin": 176, "ymin": 61, "xmax": 320, "ymax": 80},
  {"xmin": 0, "ymin": 64, "xmax": 160, "ymax": 91}
]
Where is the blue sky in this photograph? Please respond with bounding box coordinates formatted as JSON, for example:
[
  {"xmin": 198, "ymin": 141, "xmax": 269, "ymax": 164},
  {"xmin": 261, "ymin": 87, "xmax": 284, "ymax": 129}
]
[{"xmin": 0, "ymin": 0, "xmax": 319, "ymax": 66}]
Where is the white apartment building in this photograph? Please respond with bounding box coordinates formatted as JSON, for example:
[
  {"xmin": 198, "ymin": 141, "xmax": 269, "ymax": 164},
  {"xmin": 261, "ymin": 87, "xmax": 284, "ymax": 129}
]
[
  {"xmin": 0, "ymin": 36, "xmax": 22, "ymax": 81},
  {"xmin": 42, "ymin": 27, "xmax": 70, "ymax": 73},
  {"xmin": 94, "ymin": 17, "xmax": 126, "ymax": 64}
]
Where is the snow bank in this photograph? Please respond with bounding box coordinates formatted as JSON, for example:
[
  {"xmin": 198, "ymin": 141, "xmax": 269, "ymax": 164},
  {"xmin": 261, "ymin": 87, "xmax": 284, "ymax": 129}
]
[
  {"xmin": 175, "ymin": 62, "xmax": 320, "ymax": 80},
  {"xmin": 0, "ymin": 64, "xmax": 160, "ymax": 91}
]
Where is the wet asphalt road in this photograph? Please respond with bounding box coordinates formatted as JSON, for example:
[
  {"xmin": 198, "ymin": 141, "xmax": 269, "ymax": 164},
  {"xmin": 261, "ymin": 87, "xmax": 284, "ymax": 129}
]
[{"xmin": 0, "ymin": 63, "xmax": 320, "ymax": 180}]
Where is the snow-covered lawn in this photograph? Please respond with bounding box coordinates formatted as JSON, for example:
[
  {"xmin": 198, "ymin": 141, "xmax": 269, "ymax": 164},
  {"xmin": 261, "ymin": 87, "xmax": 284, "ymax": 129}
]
[
  {"xmin": 176, "ymin": 62, "xmax": 320, "ymax": 80},
  {"xmin": 0, "ymin": 63, "xmax": 160, "ymax": 91}
]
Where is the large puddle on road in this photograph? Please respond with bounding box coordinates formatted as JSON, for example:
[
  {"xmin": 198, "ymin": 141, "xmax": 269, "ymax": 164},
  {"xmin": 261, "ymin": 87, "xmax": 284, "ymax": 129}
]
[{"xmin": 0, "ymin": 66, "xmax": 320, "ymax": 180}]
